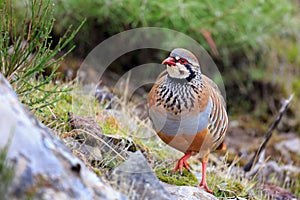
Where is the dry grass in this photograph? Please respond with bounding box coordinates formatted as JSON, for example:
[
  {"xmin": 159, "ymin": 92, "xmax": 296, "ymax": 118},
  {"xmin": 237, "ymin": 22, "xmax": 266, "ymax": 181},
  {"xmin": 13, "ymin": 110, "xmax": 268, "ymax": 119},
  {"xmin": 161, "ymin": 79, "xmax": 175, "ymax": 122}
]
[{"xmin": 32, "ymin": 79, "xmax": 299, "ymax": 199}]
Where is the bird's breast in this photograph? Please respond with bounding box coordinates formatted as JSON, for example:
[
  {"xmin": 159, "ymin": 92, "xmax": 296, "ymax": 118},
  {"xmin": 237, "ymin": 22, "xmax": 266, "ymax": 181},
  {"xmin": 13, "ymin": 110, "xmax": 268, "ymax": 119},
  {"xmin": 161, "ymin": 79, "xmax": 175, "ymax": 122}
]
[{"xmin": 149, "ymin": 99, "xmax": 211, "ymax": 136}]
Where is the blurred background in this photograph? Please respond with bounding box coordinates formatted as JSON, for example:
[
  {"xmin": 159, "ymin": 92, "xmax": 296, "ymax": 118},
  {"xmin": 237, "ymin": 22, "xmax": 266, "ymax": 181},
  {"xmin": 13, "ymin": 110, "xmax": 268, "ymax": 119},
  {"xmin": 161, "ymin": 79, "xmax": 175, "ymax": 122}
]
[{"xmin": 51, "ymin": 0, "xmax": 299, "ymax": 131}]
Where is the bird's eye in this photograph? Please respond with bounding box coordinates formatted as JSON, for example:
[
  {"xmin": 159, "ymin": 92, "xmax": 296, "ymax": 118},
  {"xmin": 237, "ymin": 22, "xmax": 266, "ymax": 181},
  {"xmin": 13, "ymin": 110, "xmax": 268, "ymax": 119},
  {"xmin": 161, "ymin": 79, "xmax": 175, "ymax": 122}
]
[{"xmin": 179, "ymin": 59, "xmax": 187, "ymax": 64}]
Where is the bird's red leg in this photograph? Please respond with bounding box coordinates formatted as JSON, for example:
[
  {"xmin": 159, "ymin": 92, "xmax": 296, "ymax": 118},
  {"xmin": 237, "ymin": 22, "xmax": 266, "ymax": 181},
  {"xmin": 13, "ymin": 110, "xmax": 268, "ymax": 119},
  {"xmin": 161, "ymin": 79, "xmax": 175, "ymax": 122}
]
[
  {"xmin": 173, "ymin": 152, "xmax": 192, "ymax": 174},
  {"xmin": 199, "ymin": 161, "xmax": 212, "ymax": 193}
]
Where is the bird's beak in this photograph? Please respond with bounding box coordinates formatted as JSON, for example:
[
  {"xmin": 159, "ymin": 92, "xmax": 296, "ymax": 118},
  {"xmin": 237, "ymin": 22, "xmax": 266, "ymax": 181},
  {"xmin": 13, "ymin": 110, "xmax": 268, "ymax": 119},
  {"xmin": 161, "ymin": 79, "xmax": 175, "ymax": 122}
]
[{"xmin": 162, "ymin": 57, "xmax": 176, "ymax": 66}]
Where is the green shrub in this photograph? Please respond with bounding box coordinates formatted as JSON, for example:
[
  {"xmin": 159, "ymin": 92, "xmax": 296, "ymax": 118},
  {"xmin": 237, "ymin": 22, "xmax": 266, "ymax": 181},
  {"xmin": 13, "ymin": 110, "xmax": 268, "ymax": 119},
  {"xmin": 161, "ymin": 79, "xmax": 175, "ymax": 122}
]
[
  {"xmin": 51, "ymin": 0, "xmax": 300, "ymax": 130},
  {"xmin": 52, "ymin": 0, "xmax": 296, "ymax": 62},
  {"xmin": 0, "ymin": 0, "xmax": 83, "ymax": 111}
]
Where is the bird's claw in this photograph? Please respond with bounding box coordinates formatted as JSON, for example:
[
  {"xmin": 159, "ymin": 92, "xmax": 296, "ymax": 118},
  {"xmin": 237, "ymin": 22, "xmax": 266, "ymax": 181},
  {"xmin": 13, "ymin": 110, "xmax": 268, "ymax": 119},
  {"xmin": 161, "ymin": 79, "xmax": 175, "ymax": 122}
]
[
  {"xmin": 199, "ymin": 182, "xmax": 213, "ymax": 194},
  {"xmin": 197, "ymin": 161, "xmax": 214, "ymax": 194},
  {"xmin": 173, "ymin": 152, "xmax": 192, "ymax": 174}
]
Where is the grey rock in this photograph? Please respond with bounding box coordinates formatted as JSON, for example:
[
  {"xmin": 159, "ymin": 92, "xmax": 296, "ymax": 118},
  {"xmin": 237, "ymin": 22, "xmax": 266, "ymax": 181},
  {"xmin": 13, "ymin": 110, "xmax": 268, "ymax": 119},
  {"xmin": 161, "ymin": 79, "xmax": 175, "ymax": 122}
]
[
  {"xmin": 112, "ymin": 150, "xmax": 217, "ymax": 200},
  {"xmin": 262, "ymin": 184, "xmax": 299, "ymax": 200},
  {"xmin": 0, "ymin": 73, "xmax": 127, "ymax": 200},
  {"xmin": 163, "ymin": 183, "xmax": 218, "ymax": 200},
  {"xmin": 275, "ymin": 137, "xmax": 300, "ymax": 161},
  {"xmin": 112, "ymin": 151, "xmax": 172, "ymax": 200}
]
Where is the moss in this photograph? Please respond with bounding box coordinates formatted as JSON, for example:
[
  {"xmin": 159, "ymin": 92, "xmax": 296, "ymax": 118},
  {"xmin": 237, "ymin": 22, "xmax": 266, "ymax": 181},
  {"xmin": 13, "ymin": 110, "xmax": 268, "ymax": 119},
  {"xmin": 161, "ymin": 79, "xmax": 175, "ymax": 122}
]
[
  {"xmin": 100, "ymin": 117, "xmax": 119, "ymax": 135},
  {"xmin": 207, "ymin": 170, "xmax": 257, "ymax": 199},
  {"xmin": 155, "ymin": 168, "xmax": 198, "ymax": 186},
  {"xmin": 213, "ymin": 181, "xmax": 251, "ymax": 198}
]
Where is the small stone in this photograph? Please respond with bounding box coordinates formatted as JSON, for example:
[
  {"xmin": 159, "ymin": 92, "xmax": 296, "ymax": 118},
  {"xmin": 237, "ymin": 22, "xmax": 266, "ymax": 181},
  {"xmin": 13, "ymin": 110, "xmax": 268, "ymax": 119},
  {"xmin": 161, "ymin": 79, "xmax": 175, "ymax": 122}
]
[
  {"xmin": 162, "ymin": 183, "xmax": 218, "ymax": 200},
  {"xmin": 275, "ymin": 138, "xmax": 300, "ymax": 154},
  {"xmin": 112, "ymin": 151, "xmax": 172, "ymax": 200}
]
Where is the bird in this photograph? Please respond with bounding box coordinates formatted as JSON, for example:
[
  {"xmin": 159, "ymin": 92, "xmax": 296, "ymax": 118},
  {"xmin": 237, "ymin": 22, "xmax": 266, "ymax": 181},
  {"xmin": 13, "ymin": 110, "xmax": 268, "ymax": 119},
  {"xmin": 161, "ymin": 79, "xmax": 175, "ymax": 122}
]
[{"xmin": 148, "ymin": 48, "xmax": 228, "ymax": 193}]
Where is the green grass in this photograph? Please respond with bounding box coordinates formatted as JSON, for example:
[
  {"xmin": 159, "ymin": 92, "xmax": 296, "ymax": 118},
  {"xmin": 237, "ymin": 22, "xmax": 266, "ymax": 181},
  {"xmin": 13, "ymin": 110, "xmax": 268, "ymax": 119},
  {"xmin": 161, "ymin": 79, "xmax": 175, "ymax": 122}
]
[
  {"xmin": 3, "ymin": 1, "xmax": 298, "ymax": 197},
  {"xmin": 51, "ymin": 0, "xmax": 297, "ymax": 61},
  {"xmin": 22, "ymin": 79, "xmax": 300, "ymax": 199},
  {"xmin": 53, "ymin": 0, "xmax": 300, "ymax": 133},
  {"xmin": 155, "ymin": 167, "xmax": 198, "ymax": 186},
  {"xmin": 8, "ymin": 0, "xmax": 300, "ymax": 131},
  {"xmin": 0, "ymin": 146, "xmax": 15, "ymax": 198},
  {"xmin": 0, "ymin": 0, "xmax": 83, "ymax": 112},
  {"xmin": 207, "ymin": 167, "xmax": 257, "ymax": 199},
  {"xmin": 33, "ymin": 81, "xmax": 262, "ymax": 198}
]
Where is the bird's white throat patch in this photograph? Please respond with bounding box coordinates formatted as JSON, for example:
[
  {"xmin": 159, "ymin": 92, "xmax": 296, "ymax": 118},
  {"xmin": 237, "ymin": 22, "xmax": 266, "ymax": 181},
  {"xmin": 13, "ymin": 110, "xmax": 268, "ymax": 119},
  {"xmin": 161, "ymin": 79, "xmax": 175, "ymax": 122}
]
[{"xmin": 166, "ymin": 64, "xmax": 190, "ymax": 79}]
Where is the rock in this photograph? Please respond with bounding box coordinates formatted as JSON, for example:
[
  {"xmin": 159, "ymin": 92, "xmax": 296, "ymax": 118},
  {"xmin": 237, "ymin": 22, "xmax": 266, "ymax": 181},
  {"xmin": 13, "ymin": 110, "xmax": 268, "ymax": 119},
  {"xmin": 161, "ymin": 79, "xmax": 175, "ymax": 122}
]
[
  {"xmin": 275, "ymin": 137, "xmax": 300, "ymax": 161},
  {"xmin": 0, "ymin": 74, "xmax": 127, "ymax": 200},
  {"xmin": 162, "ymin": 183, "xmax": 218, "ymax": 200},
  {"xmin": 262, "ymin": 184, "xmax": 299, "ymax": 200},
  {"xmin": 252, "ymin": 160, "xmax": 300, "ymax": 182},
  {"xmin": 67, "ymin": 112, "xmax": 137, "ymax": 171},
  {"xmin": 112, "ymin": 151, "xmax": 172, "ymax": 200},
  {"xmin": 112, "ymin": 150, "xmax": 217, "ymax": 200},
  {"xmin": 68, "ymin": 112, "xmax": 137, "ymax": 153}
]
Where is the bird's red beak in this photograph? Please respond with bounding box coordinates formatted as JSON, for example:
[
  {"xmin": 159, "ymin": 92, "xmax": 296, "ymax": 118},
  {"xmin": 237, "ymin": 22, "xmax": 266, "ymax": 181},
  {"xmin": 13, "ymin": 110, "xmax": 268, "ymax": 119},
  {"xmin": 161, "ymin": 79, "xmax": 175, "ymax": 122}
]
[{"xmin": 162, "ymin": 57, "xmax": 176, "ymax": 66}]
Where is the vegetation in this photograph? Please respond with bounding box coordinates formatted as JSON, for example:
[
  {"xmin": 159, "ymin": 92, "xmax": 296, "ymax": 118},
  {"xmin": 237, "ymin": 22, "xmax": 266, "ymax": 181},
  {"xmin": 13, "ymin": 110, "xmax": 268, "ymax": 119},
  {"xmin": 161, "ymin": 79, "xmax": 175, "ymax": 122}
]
[
  {"xmin": 155, "ymin": 168, "xmax": 198, "ymax": 186},
  {"xmin": 50, "ymin": 0, "xmax": 300, "ymax": 132},
  {"xmin": 0, "ymin": 0, "xmax": 299, "ymax": 199},
  {"xmin": 0, "ymin": 0, "xmax": 83, "ymax": 112},
  {"xmin": 6, "ymin": 0, "xmax": 300, "ymax": 131},
  {"xmin": 52, "ymin": 0, "xmax": 296, "ymax": 59},
  {"xmin": 0, "ymin": 146, "xmax": 15, "ymax": 198}
]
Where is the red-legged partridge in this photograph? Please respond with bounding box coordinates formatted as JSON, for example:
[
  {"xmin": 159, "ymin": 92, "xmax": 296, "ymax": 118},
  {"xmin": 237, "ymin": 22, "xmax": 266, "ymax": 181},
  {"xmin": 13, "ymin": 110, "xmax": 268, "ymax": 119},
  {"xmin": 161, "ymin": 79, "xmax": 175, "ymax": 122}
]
[{"xmin": 148, "ymin": 48, "xmax": 228, "ymax": 193}]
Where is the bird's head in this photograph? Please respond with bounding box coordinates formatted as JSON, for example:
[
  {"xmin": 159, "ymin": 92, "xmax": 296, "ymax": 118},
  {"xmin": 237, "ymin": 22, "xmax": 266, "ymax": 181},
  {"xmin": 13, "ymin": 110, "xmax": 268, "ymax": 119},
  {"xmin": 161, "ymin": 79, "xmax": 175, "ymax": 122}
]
[{"xmin": 162, "ymin": 48, "xmax": 200, "ymax": 81}]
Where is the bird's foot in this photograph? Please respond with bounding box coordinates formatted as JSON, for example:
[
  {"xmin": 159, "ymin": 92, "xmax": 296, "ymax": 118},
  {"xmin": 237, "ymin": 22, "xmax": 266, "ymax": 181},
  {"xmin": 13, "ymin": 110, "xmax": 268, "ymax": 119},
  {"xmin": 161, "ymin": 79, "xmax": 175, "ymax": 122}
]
[
  {"xmin": 173, "ymin": 152, "xmax": 192, "ymax": 175},
  {"xmin": 199, "ymin": 181, "xmax": 213, "ymax": 194},
  {"xmin": 199, "ymin": 161, "xmax": 213, "ymax": 193},
  {"xmin": 199, "ymin": 179, "xmax": 213, "ymax": 194}
]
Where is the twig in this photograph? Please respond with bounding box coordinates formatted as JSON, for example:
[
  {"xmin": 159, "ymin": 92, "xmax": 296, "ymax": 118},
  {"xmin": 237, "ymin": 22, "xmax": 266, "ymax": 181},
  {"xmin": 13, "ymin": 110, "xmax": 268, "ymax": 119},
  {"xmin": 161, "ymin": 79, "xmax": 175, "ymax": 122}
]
[{"xmin": 244, "ymin": 94, "xmax": 294, "ymax": 172}]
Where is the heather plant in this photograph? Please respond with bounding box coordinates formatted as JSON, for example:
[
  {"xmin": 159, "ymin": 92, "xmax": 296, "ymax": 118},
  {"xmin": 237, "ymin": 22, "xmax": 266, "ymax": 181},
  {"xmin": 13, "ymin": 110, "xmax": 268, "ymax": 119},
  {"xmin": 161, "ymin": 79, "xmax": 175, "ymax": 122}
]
[{"xmin": 0, "ymin": 0, "xmax": 83, "ymax": 111}]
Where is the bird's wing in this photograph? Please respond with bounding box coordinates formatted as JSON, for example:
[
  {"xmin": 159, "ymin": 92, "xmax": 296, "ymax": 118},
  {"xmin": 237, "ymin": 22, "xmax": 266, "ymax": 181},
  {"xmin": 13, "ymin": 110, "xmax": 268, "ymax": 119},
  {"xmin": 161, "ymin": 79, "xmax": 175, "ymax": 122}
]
[{"xmin": 201, "ymin": 75, "xmax": 228, "ymax": 150}]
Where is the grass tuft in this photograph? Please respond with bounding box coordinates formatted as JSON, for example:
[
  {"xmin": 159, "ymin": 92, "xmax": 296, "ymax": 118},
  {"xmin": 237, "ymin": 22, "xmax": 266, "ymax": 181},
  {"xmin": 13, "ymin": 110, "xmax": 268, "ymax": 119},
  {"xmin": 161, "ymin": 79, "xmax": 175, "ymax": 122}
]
[
  {"xmin": 0, "ymin": 0, "xmax": 83, "ymax": 112},
  {"xmin": 155, "ymin": 167, "xmax": 198, "ymax": 186},
  {"xmin": 0, "ymin": 146, "xmax": 15, "ymax": 198}
]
